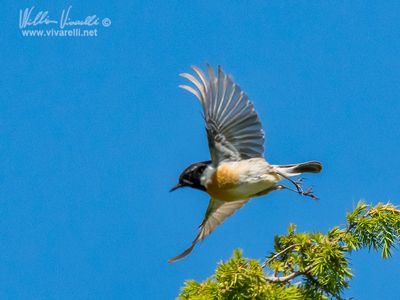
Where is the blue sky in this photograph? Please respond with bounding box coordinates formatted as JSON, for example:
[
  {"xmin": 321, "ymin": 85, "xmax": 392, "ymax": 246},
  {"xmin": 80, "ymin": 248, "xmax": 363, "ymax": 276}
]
[{"xmin": 2, "ymin": 1, "xmax": 400, "ymax": 299}]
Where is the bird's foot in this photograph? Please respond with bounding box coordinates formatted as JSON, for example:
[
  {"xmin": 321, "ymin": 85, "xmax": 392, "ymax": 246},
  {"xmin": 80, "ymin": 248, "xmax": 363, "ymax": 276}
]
[
  {"xmin": 301, "ymin": 186, "xmax": 318, "ymax": 200},
  {"xmin": 292, "ymin": 178, "xmax": 305, "ymax": 193},
  {"xmin": 276, "ymin": 172, "xmax": 319, "ymax": 200},
  {"xmin": 277, "ymin": 182, "xmax": 319, "ymax": 201}
]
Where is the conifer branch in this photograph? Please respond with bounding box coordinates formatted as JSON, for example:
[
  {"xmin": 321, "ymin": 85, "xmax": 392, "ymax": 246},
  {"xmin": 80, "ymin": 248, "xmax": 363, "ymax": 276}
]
[{"xmin": 179, "ymin": 202, "xmax": 400, "ymax": 300}]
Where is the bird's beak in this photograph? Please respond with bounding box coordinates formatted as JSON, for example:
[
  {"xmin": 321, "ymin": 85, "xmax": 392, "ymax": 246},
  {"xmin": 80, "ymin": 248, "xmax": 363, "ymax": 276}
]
[{"xmin": 170, "ymin": 183, "xmax": 183, "ymax": 192}]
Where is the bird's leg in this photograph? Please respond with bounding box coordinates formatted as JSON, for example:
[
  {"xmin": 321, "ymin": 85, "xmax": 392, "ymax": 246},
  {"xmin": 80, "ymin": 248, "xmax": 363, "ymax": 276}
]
[
  {"xmin": 277, "ymin": 172, "xmax": 305, "ymax": 193},
  {"xmin": 276, "ymin": 171, "xmax": 319, "ymax": 200},
  {"xmin": 277, "ymin": 184, "xmax": 318, "ymax": 200}
]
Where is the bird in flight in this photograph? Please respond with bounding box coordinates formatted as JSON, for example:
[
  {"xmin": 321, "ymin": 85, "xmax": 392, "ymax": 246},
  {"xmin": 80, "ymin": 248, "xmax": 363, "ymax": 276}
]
[{"xmin": 169, "ymin": 65, "xmax": 322, "ymax": 263}]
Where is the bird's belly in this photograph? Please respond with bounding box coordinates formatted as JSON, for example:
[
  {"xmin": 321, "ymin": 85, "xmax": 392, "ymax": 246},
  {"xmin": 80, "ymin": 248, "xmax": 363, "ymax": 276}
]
[
  {"xmin": 210, "ymin": 181, "xmax": 276, "ymax": 201},
  {"xmin": 205, "ymin": 159, "xmax": 279, "ymax": 201}
]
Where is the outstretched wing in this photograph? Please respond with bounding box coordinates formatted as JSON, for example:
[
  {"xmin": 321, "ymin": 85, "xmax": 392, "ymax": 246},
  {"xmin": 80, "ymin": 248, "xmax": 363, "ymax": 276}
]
[
  {"xmin": 180, "ymin": 65, "xmax": 265, "ymax": 165},
  {"xmin": 168, "ymin": 198, "xmax": 249, "ymax": 263}
]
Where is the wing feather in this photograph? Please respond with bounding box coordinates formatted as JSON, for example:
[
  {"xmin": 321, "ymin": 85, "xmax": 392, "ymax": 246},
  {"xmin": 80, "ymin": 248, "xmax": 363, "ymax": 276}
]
[
  {"xmin": 180, "ymin": 73, "xmax": 206, "ymax": 102},
  {"xmin": 168, "ymin": 199, "xmax": 249, "ymax": 263},
  {"xmin": 179, "ymin": 64, "xmax": 265, "ymax": 164}
]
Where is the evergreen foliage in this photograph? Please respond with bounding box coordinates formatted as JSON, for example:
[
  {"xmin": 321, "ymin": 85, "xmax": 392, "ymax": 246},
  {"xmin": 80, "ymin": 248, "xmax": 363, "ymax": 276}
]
[{"xmin": 179, "ymin": 202, "xmax": 400, "ymax": 299}]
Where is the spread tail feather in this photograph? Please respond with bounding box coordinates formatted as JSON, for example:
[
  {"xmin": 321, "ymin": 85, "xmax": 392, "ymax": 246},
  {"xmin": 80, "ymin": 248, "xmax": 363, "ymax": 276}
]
[{"xmin": 273, "ymin": 161, "xmax": 322, "ymax": 177}]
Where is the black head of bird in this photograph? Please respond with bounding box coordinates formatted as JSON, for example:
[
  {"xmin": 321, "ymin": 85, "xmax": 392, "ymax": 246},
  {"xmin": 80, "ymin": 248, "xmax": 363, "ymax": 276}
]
[{"xmin": 170, "ymin": 160, "xmax": 211, "ymax": 192}]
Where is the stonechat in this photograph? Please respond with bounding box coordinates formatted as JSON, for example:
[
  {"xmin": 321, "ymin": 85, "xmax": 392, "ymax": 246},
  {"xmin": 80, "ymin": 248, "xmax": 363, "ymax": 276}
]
[{"xmin": 169, "ymin": 65, "xmax": 322, "ymax": 263}]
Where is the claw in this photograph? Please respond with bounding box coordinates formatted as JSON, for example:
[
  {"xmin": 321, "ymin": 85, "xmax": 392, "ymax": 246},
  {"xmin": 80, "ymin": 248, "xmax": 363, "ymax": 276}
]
[{"xmin": 301, "ymin": 186, "xmax": 318, "ymax": 200}]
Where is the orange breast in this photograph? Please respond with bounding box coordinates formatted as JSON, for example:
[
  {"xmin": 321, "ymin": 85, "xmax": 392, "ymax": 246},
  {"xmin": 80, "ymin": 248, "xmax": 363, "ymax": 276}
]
[{"xmin": 206, "ymin": 164, "xmax": 240, "ymax": 201}]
